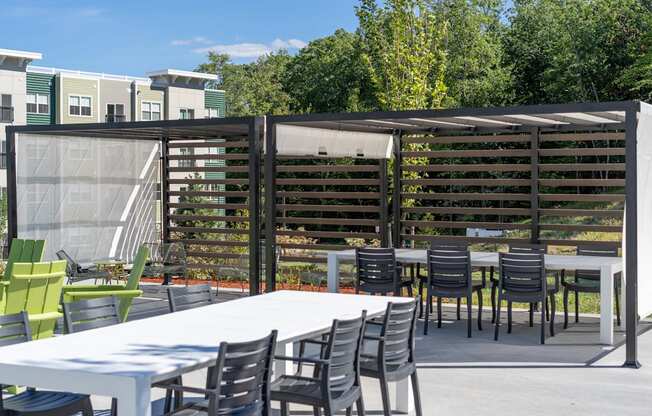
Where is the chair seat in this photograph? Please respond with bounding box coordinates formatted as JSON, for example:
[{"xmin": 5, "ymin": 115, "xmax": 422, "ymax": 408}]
[
  {"xmin": 428, "ymin": 280, "xmax": 484, "ymax": 297},
  {"xmin": 271, "ymin": 375, "xmax": 360, "ymax": 408},
  {"xmin": 2, "ymin": 390, "xmax": 89, "ymax": 415},
  {"xmin": 168, "ymin": 399, "xmax": 263, "ymax": 416},
  {"xmin": 360, "ymin": 357, "xmax": 416, "ymax": 382},
  {"xmin": 563, "ymin": 277, "xmax": 619, "ymax": 293}
]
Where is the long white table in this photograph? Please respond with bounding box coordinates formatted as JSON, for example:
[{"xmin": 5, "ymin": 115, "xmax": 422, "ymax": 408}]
[
  {"xmin": 0, "ymin": 291, "xmax": 414, "ymax": 416},
  {"xmin": 327, "ymin": 249, "xmax": 624, "ymax": 345}
]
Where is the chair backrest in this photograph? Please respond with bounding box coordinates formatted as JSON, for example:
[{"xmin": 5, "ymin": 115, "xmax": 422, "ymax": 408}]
[
  {"xmin": 322, "ymin": 311, "xmax": 367, "ymax": 395},
  {"xmin": 427, "ymin": 247, "xmax": 472, "ymax": 289},
  {"xmin": 118, "ymin": 245, "xmax": 149, "ymax": 320},
  {"xmin": 431, "ymin": 241, "xmax": 469, "ymax": 251},
  {"xmin": 575, "ymin": 245, "xmax": 619, "ymax": 281},
  {"xmin": 378, "ymin": 299, "xmax": 419, "ymax": 368},
  {"xmin": 63, "ymin": 296, "xmax": 121, "ymax": 334},
  {"xmin": 205, "ymin": 330, "xmax": 277, "ymax": 415},
  {"xmin": 5, "ymin": 260, "xmax": 67, "ymax": 339},
  {"xmin": 499, "ymin": 252, "xmax": 546, "ymax": 293},
  {"xmin": 508, "ymin": 243, "xmax": 547, "ymax": 254},
  {"xmin": 3, "ymin": 239, "xmax": 46, "ymax": 281},
  {"xmin": 56, "ymin": 249, "xmax": 79, "ymax": 277},
  {"xmin": 0, "ymin": 311, "xmax": 32, "ymax": 347},
  {"xmin": 355, "ymin": 248, "xmax": 398, "ymax": 293},
  {"xmin": 168, "ymin": 284, "xmax": 214, "ymax": 312}
]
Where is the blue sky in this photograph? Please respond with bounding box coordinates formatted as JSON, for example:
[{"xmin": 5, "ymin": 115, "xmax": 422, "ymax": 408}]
[{"xmin": 1, "ymin": 0, "xmax": 360, "ymax": 76}]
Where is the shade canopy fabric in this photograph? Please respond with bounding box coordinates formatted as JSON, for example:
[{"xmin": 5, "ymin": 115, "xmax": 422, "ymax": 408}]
[{"xmin": 636, "ymin": 102, "xmax": 652, "ymax": 318}]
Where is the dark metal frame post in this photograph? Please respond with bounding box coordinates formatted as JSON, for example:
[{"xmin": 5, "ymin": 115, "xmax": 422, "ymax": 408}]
[
  {"xmin": 392, "ymin": 131, "xmax": 402, "ymax": 248},
  {"xmin": 530, "ymin": 127, "xmax": 540, "ymax": 244},
  {"xmin": 5, "ymin": 127, "xmax": 18, "ymax": 243},
  {"xmin": 264, "ymin": 118, "xmax": 277, "ymax": 292},
  {"xmin": 379, "ymin": 158, "xmax": 389, "ymax": 247},
  {"xmin": 624, "ymin": 105, "xmax": 640, "ymax": 368},
  {"xmin": 248, "ymin": 118, "xmax": 262, "ymax": 295},
  {"xmin": 160, "ymin": 134, "xmax": 172, "ymax": 285}
]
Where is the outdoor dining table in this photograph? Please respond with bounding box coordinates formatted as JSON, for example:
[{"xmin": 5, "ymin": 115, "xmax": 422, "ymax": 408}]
[
  {"xmin": 0, "ymin": 290, "xmax": 415, "ymax": 416},
  {"xmin": 326, "ymin": 248, "xmax": 625, "ymax": 345}
]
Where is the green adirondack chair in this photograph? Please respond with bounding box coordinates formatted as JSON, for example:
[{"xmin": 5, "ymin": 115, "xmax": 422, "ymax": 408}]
[
  {"xmin": 2, "ymin": 239, "xmax": 46, "ymax": 282},
  {"xmin": 62, "ymin": 245, "xmax": 149, "ymax": 322},
  {"xmin": 3, "ymin": 260, "xmax": 66, "ymax": 340}
]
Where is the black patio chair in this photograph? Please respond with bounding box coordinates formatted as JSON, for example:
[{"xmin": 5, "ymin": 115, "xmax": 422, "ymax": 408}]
[
  {"xmin": 167, "ymin": 284, "xmax": 216, "ymax": 312},
  {"xmin": 271, "ymin": 312, "xmax": 367, "ymax": 416},
  {"xmin": 563, "ymin": 245, "xmax": 621, "ymax": 329},
  {"xmin": 143, "ymin": 242, "xmax": 188, "ymax": 284},
  {"xmin": 154, "ymin": 330, "xmax": 278, "ymax": 416},
  {"xmin": 355, "ymin": 248, "xmax": 400, "ymax": 296},
  {"xmin": 361, "ymin": 299, "xmax": 422, "ymax": 416},
  {"xmin": 62, "ymin": 296, "xmax": 180, "ymax": 415},
  {"xmin": 0, "ymin": 311, "xmax": 94, "ymax": 416},
  {"xmin": 56, "ymin": 249, "xmax": 111, "ymax": 284},
  {"xmin": 494, "ymin": 252, "xmax": 558, "ymax": 344},
  {"xmin": 424, "ymin": 246, "xmax": 484, "ymax": 337}
]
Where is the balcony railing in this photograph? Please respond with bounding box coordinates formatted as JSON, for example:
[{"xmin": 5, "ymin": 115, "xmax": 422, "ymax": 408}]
[
  {"xmin": 106, "ymin": 114, "xmax": 126, "ymax": 123},
  {"xmin": 0, "ymin": 106, "xmax": 14, "ymax": 123}
]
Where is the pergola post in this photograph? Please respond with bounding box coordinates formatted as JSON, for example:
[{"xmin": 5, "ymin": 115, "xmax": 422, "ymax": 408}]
[
  {"xmin": 248, "ymin": 118, "xmax": 263, "ymax": 295},
  {"xmin": 264, "ymin": 118, "xmax": 277, "ymax": 292},
  {"xmin": 624, "ymin": 106, "xmax": 640, "ymax": 368},
  {"xmin": 5, "ymin": 127, "xmax": 18, "ymax": 243},
  {"xmin": 530, "ymin": 127, "xmax": 540, "ymax": 244},
  {"xmin": 379, "ymin": 158, "xmax": 389, "ymax": 247},
  {"xmin": 160, "ymin": 134, "xmax": 172, "ymax": 285},
  {"xmin": 392, "ymin": 131, "xmax": 402, "ymax": 248}
]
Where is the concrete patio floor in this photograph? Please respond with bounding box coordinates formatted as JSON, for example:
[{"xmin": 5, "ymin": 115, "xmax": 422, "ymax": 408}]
[{"xmin": 85, "ymin": 285, "xmax": 652, "ymax": 415}]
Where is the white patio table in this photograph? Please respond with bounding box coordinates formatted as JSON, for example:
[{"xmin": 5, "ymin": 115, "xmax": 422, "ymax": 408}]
[
  {"xmin": 327, "ymin": 249, "xmax": 624, "ymax": 345},
  {"xmin": 0, "ymin": 290, "xmax": 414, "ymax": 416}
]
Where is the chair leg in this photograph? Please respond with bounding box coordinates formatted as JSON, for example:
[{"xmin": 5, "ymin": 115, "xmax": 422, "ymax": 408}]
[
  {"xmin": 173, "ymin": 375, "xmax": 183, "ymax": 409},
  {"xmin": 281, "ymin": 401, "xmax": 289, "ymax": 416},
  {"xmin": 356, "ymin": 396, "xmax": 365, "ymax": 416},
  {"xmin": 423, "ymin": 291, "xmax": 430, "ymax": 335},
  {"xmin": 467, "ymin": 294, "xmax": 472, "ymax": 338},
  {"xmin": 379, "ymin": 377, "xmax": 392, "ymax": 416},
  {"xmin": 407, "ymin": 282, "xmax": 413, "ymax": 297},
  {"xmin": 540, "ymin": 299, "xmax": 546, "ymax": 344},
  {"xmin": 411, "ymin": 371, "xmax": 423, "ymax": 416},
  {"xmin": 456, "ymin": 298, "xmax": 461, "ymax": 320},
  {"xmin": 437, "ymin": 297, "xmax": 442, "ymax": 328},
  {"xmin": 491, "ymin": 280, "xmax": 497, "ymax": 323},
  {"xmin": 563, "ymin": 287, "xmax": 569, "ymax": 329},
  {"xmin": 575, "ymin": 290, "xmax": 580, "ymax": 323},
  {"xmin": 545, "ymin": 297, "xmax": 550, "ymax": 322},
  {"xmin": 81, "ymin": 397, "xmax": 94, "ymax": 416},
  {"xmin": 494, "ymin": 290, "xmax": 503, "ymax": 341},
  {"xmin": 615, "ymin": 280, "xmax": 621, "ymax": 326},
  {"xmin": 477, "ymin": 289, "xmax": 483, "ymax": 331},
  {"xmin": 507, "ymin": 301, "xmax": 513, "ymax": 334},
  {"xmin": 550, "ymin": 294, "xmax": 556, "ymax": 337},
  {"xmin": 418, "ymin": 279, "xmax": 424, "ymax": 318},
  {"xmin": 111, "ymin": 398, "xmax": 117, "ymax": 416},
  {"xmin": 529, "ymin": 303, "xmax": 534, "ymax": 327},
  {"xmin": 346, "ymin": 406, "xmax": 353, "ymax": 416},
  {"xmin": 313, "ymin": 406, "xmax": 322, "ymax": 416}
]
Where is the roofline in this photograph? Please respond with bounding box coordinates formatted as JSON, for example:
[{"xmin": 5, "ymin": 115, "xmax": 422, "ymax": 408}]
[
  {"xmin": 27, "ymin": 65, "xmax": 150, "ymax": 82},
  {"xmin": 0, "ymin": 48, "xmax": 42, "ymax": 60},
  {"xmin": 146, "ymin": 69, "xmax": 218, "ymax": 81}
]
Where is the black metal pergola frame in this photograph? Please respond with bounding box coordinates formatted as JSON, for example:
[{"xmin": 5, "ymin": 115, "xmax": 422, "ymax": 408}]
[{"xmin": 4, "ymin": 100, "xmax": 643, "ymax": 367}]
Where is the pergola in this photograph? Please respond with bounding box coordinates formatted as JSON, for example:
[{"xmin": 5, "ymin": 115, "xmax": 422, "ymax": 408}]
[{"xmin": 6, "ymin": 100, "xmax": 649, "ymax": 367}]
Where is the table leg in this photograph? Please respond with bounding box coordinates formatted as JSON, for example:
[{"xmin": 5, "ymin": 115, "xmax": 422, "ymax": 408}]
[
  {"xmin": 327, "ymin": 252, "xmax": 340, "ymax": 293},
  {"xmin": 275, "ymin": 341, "xmax": 294, "ymax": 378},
  {"xmin": 117, "ymin": 379, "xmax": 152, "ymax": 416},
  {"xmin": 600, "ymin": 264, "xmax": 614, "ymax": 345},
  {"xmin": 394, "ymin": 377, "xmax": 415, "ymax": 414}
]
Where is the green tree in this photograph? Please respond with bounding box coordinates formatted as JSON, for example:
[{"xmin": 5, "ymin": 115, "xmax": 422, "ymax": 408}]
[
  {"xmin": 356, "ymin": 0, "xmax": 449, "ymax": 111},
  {"xmin": 285, "ymin": 29, "xmax": 375, "ymax": 113}
]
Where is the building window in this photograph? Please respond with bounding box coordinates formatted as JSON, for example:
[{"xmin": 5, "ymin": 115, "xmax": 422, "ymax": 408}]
[
  {"xmin": 0, "ymin": 141, "xmax": 6, "ymax": 170},
  {"xmin": 106, "ymin": 104, "xmax": 125, "ymax": 122},
  {"xmin": 69, "ymin": 95, "xmax": 92, "ymax": 116},
  {"xmin": 207, "ymin": 108, "xmax": 220, "ymax": 118},
  {"xmin": 0, "ymin": 95, "xmax": 12, "ymax": 123},
  {"xmin": 180, "ymin": 108, "xmax": 195, "ymax": 120},
  {"xmin": 27, "ymin": 93, "xmax": 50, "ymax": 114},
  {"xmin": 142, "ymin": 101, "xmax": 161, "ymax": 121}
]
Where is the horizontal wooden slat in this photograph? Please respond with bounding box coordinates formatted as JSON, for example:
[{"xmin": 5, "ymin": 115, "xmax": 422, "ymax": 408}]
[
  {"xmin": 538, "ymin": 209, "xmax": 623, "ymax": 218},
  {"xmin": 402, "ymin": 179, "xmax": 531, "ymax": 186},
  {"xmin": 539, "ymin": 224, "xmax": 622, "ymax": 232},
  {"xmin": 276, "ymin": 179, "xmax": 380, "ymax": 186},
  {"xmin": 279, "ymin": 255, "xmax": 327, "ymax": 264},
  {"xmin": 539, "ymin": 132, "xmax": 624, "ymax": 142},
  {"xmin": 187, "ymin": 252, "xmax": 243, "ymax": 259},
  {"xmin": 539, "ymin": 163, "xmax": 625, "ymax": 172},
  {"xmin": 402, "ymin": 149, "xmax": 531, "ymax": 158},
  {"xmin": 169, "ymin": 203, "xmax": 248, "ymax": 210},
  {"xmin": 403, "ymin": 207, "xmax": 531, "ymax": 215},
  {"xmin": 277, "ymin": 191, "xmax": 380, "ymax": 199},
  {"xmin": 539, "ymin": 179, "xmax": 625, "ymax": 187},
  {"xmin": 168, "ymin": 154, "xmax": 249, "ymax": 160},
  {"xmin": 401, "ymin": 220, "xmax": 531, "ymax": 230},
  {"xmin": 168, "ymin": 140, "xmax": 249, "ymax": 148},
  {"xmin": 169, "ymin": 227, "xmax": 249, "ymax": 234},
  {"xmin": 168, "ymin": 179, "xmax": 248, "ymax": 185},
  {"xmin": 276, "ymin": 165, "xmax": 379, "ymax": 173},
  {"xmin": 277, "ymin": 243, "xmax": 352, "ymax": 251},
  {"xmin": 169, "ymin": 191, "xmax": 249, "ymax": 198},
  {"xmin": 402, "ymin": 164, "xmax": 530, "ymax": 172},
  {"xmin": 276, "ymin": 204, "xmax": 381, "ymax": 213},
  {"xmin": 168, "ymin": 166, "xmax": 249, "ymax": 173},
  {"xmin": 402, "ymin": 235, "xmax": 531, "ymax": 244},
  {"xmin": 539, "ymin": 239, "xmax": 621, "ymax": 248},
  {"xmin": 538, "ymin": 148, "xmax": 625, "ymax": 157},
  {"xmin": 401, "ymin": 193, "xmax": 531, "ymax": 201},
  {"xmin": 169, "ymin": 239, "xmax": 249, "ymax": 248},
  {"xmin": 276, "ymin": 217, "xmax": 380, "ymax": 226},
  {"xmin": 403, "ymin": 134, "xmax": 530, "ymax": 144},
  {"xmin": 539, "ymin": 194, "xmax": 625, "ymax": 202},
  {"xmin": 277, "ymin": 230, "xmax": 380, "ymax": 239},
  {"xmin": 169, "ymin": 215, "xmax": 248, "ymax": 223}
]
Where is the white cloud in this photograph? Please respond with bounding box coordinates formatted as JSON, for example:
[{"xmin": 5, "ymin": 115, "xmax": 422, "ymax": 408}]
[
  {"xmin": 171, "ymin": 36, "xmax": 213, "ymax": 46},
  {"xmin": 193, "ymin": 38, "xmax": 308, "ymax": 59}
]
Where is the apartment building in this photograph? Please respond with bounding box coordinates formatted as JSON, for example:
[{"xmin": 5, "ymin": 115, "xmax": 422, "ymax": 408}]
[{"xmin": 0, "ymin": 47, "xmax": 226, "ymax": 194}]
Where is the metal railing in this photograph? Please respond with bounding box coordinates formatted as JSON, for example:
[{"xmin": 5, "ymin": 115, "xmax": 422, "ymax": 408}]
[{"xmin": 0, "ymin": 106, "xmax": 14, "ymax": 123}]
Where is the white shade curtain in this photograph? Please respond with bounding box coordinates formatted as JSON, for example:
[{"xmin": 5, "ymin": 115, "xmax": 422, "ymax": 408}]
[{"xmin": 636, "ymin": 102, "xmax": 652, "ymax": 318}]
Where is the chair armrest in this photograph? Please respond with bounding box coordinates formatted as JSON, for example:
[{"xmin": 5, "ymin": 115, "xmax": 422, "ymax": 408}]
[
  {"xmin": 62, "ymin": 284, "xmax": 126, "ymax": 292},
  {"xmin": 299, "ymin": 339, "xmax": 328, "ymax": 346},
  {"xmin": 28, "ymin": 312, "xmax": 62, "ymax": 323},
  {"xmin": 64, "ymin": 289, "xmax": 142, "ymax": 302},
  {"xmin": 274, "ymin": 355, "xmax": 327, "ymax": 365},
  {"xmin": 363, "ymin": 334, "xmax": 383, "ymax": 341},
  {"xmin": 365, "ymin": 319, "xmax": 384, "ymax": 326},
  {"xmin": 0, "ymin": 281, "xmax": 10, "ymax": 287},
  {"xmin": 151, "ymin": 382, "xmax": 217, "ymax": 396}
]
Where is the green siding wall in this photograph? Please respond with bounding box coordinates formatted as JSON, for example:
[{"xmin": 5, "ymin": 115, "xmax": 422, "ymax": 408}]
[
  {"xmin": 26, "ymin": 72, "xmax": 56, "ymax": 125},
  {"xmin": 204, "ymin": 89, "xmax": 226, "ymax": 117}
]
